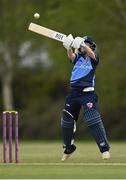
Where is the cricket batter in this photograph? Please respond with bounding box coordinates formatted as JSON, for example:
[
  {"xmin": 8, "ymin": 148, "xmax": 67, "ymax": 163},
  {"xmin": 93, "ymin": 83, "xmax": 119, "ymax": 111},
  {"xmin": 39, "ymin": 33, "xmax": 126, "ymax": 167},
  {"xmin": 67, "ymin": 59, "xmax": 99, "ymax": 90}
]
[{"xmin": 61, "ymin": 35, "xmax": 110, "ymax": 161}]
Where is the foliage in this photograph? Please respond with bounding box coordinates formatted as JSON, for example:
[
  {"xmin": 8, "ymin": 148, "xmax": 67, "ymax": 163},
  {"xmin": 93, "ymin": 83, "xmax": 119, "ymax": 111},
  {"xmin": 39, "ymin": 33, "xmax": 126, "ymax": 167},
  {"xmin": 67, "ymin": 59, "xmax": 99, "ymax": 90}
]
[{"xmin": 0, "ymin": 0, "xmax": 126, "ymax": 139}]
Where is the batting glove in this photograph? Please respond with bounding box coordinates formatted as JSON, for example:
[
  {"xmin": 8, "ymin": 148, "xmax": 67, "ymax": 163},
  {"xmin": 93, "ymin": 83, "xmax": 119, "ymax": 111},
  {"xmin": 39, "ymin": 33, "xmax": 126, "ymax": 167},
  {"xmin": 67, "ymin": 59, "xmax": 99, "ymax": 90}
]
[
  {"xmin": 72, "ymin": 37, "xmax": 86, "ymax": 49},
  {"xmin": 63, "ymin": 34, "xmax": 74, "ymax": 50}
]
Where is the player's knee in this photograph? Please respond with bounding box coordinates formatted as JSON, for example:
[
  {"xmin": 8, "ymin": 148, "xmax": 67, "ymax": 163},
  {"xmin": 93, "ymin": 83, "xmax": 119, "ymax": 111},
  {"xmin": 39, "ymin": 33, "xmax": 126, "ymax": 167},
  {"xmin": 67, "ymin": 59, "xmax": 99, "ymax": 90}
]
[
  {"xmin": 84, "ymin": 108, "xmax": 102, "ymax": 127},
  {"xmin": 61, "ymin": 109, "xmax": 74, "ymax": 128}
]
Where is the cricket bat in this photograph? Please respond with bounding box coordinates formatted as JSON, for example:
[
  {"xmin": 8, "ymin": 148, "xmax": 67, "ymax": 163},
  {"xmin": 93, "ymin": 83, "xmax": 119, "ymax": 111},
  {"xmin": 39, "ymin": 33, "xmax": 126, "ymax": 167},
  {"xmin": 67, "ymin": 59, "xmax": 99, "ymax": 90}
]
[{"xmin": 28, "ymin": 22, "xmax": 66, "ymax": 42}]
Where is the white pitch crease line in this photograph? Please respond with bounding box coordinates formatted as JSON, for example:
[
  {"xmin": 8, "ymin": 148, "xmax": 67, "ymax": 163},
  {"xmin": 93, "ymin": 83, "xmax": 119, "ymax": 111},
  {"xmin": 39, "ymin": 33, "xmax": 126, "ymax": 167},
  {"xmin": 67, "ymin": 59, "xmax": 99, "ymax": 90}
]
[{"xmin": 0, "ymin": 162, "xmax": 126, "ymax": 166}]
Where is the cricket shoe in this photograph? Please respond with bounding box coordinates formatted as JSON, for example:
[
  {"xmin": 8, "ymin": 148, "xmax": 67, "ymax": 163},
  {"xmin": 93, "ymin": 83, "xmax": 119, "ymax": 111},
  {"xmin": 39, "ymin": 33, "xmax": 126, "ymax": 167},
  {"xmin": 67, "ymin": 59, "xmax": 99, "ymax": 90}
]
[
  {"xmin": 102, "ymin": 151, "xmax": 110, "ymax": 160},
  {"xmin": 61, "ymin": 144, "xmax": 76, "ymax": 162}
]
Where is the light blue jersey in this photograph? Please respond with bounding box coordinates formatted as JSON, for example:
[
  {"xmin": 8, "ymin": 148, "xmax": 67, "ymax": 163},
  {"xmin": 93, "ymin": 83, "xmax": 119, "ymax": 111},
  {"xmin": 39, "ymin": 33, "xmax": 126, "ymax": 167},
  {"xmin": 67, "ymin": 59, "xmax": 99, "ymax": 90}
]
[{"xmin": 70, "ymin": 53, "xmax": 99, "ymax": 88}]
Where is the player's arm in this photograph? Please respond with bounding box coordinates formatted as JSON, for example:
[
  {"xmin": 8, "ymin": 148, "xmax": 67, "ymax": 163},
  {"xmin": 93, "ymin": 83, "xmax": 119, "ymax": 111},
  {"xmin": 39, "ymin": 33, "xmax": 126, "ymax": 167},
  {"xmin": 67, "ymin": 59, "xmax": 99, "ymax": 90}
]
[
  {"xmin": 72, "ymin": 37, "xmax": 96, "ymax": 59},
  {"xmin": 83, "ymin": 43, "xmax": 99, "ymax": 64},
  {"xmin": 83, "ymin": 44, "xmax": 99, "ymax": 65},
  {"xmin": 63, "ymin": 34, "xmax": 76, "ymax": 61},
  {"xmin": 67, "ymin": 48, "xmax": 76, "ymax": 61},
  {"xmin": 83, "ymin": 45, "xmax": 95, "ymax": 60}
]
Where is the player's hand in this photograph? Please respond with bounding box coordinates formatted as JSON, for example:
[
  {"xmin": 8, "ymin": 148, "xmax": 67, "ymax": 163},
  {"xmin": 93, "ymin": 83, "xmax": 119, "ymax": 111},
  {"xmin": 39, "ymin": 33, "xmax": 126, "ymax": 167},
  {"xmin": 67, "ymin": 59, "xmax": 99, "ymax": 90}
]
[
  {"xmin": 63, "ymin": 34, "xmax": 74, "ymax": 50},
  {"xmin": 72, "ymin": 37, "xmax": 86, "ymax": 49}
]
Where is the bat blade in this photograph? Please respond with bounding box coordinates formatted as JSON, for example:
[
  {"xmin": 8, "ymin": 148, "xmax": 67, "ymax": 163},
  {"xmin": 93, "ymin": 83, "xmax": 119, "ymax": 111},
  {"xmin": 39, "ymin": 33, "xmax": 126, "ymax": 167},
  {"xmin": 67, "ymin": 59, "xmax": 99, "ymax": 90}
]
[{"xmin": 28, "ymin": 23, "xmax": 66, "ymax": 42}]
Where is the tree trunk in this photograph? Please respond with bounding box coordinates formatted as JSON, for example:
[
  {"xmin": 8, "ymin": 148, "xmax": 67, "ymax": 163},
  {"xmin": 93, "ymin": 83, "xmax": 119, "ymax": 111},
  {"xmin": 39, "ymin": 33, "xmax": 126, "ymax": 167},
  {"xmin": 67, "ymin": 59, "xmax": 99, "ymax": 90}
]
[
  {"xmin": 1, "ymin": 71, "xmax": 13, "ymax": 110},
  {"xmin": 0, "ymin": 42, "xmax": 14, "ymax": 110}
]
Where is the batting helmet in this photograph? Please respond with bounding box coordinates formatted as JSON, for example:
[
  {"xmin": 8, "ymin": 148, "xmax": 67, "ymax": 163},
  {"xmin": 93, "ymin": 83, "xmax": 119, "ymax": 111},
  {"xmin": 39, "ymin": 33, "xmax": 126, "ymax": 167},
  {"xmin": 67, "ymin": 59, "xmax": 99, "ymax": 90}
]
[{"xmin": 83, "ymin": 36, "xmax": 96, "ymax": 51}]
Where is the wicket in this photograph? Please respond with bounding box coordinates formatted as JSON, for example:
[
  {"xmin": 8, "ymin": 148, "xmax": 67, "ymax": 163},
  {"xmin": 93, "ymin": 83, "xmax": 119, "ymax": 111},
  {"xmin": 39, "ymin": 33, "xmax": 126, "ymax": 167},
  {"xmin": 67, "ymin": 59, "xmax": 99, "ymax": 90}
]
[{"xmin": 2, "ymin": 110, "xmax": 19, "ymax": 163}]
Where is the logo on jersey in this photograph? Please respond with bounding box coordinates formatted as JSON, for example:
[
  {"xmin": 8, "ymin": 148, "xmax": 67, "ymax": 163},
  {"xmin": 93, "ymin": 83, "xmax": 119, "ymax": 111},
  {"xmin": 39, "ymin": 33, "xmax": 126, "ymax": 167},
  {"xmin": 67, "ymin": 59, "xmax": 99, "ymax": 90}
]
[{"xmin": 86, "ymin": 102, "xmax": 93, "ymax": 109}]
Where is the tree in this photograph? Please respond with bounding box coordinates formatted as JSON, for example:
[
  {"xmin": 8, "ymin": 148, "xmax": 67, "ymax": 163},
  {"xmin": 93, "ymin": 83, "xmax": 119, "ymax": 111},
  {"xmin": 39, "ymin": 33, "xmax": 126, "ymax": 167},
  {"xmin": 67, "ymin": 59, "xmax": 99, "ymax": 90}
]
[{"xmin": 0, "ymin": 0, "xmax": 48, "ymax": 109}]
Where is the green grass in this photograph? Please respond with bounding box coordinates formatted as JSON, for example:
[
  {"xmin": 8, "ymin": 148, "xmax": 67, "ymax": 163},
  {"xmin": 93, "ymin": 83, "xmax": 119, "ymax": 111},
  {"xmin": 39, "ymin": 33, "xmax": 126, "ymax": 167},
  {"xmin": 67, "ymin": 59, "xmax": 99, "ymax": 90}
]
[{"xmin": 0, "ymin": 141, "xmax": 126, "ymax": 179}]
